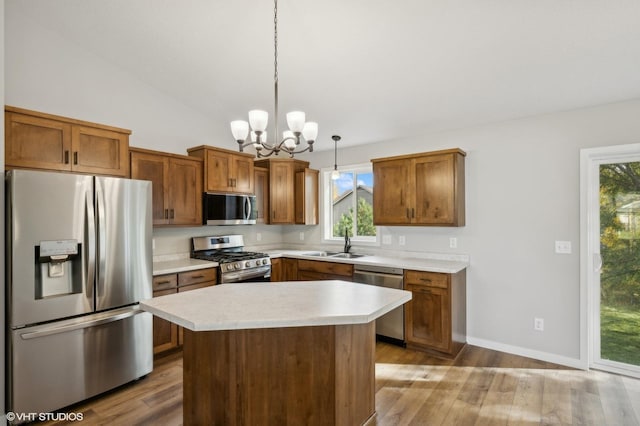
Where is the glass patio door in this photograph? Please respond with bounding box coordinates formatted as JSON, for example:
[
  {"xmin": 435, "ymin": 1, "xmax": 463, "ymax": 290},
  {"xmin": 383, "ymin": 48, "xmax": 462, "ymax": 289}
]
[{"xmin": 583, "ymin": 145, "xmax": 640, "ymax": 378}]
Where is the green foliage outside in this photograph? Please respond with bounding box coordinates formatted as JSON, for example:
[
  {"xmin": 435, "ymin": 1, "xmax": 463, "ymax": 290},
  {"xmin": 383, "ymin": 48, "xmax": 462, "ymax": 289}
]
[
  {"xmin": 599, "ymin": 162, "xmax": 640, "ymax": 365},
  {"xmin": 333, "ymin": 198, "xmax": 376, "ymax": 238},
  {"xmin": 600, "ymin": 305, "xmax": 640, "ymax": 365}
]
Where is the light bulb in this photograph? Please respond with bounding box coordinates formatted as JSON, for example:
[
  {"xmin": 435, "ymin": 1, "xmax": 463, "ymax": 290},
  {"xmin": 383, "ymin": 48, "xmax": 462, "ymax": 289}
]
[
  {"xmin": 230, "ymin": 120, "xmax": 249, "ymax": 141},
  {"xmin": 248, "ymin": 110, "xmax": 268, "ymax": 132}
]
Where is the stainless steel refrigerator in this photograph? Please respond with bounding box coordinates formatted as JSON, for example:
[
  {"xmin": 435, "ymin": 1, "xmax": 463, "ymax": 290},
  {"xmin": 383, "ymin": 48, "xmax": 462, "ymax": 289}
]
[{"xmin": 6, "ymin": 169, "xmax": 153, "ymax": 416}]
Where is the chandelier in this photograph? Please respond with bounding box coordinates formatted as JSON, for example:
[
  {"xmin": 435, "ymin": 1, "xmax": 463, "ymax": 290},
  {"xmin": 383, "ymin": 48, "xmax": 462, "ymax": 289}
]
[{"xmin": 230, "ymin": 0, "xmax": 318, "ymax": 158}]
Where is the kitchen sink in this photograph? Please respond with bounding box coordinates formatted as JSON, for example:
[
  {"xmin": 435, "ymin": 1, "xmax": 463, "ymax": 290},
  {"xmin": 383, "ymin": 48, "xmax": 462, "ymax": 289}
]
[
  {"xmin": 329, "ymin": 253, "xmax": 366, "ymax": 259},
  {"xmin": 303, "ymin": 251, "xmax": 366, "ymax": 259}
]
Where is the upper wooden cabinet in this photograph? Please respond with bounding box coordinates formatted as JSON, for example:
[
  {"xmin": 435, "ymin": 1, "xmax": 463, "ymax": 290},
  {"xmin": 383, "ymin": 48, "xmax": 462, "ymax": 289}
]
[
  {"xmin": 187, "ymin": 145, "xmax": 254, "ymax": 194},
  {"xmin": 254, "ymin": 166, "xmax": 270, "ymax": 224},
  {"xmin": 130, "ymin": 147, "xmax": 203, "ymax": 226},
  {"xmin": 5, "ymin": 106, "xmax": 130, "ymax": 177},
  {"xmin": 371, "ymin": 148, "xmax": 465, "ymax": 226},
  {"xmin": 254, "ymin": 158, "xmax": 318, "ymax": 225}
]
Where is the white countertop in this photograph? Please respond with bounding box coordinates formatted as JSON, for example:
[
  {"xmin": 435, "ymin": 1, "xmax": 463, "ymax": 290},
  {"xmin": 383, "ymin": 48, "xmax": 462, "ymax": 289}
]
[
  {"xmin": 140, "ymin": 280, "xmax": 412, "ymax": 331},
  {"xmin": 153, "ymin": 258, "xmax": 217, "ymax": 275},
  {"xmin": 264, "ymin": 250, "xmax": 468, "ymax": 274}
]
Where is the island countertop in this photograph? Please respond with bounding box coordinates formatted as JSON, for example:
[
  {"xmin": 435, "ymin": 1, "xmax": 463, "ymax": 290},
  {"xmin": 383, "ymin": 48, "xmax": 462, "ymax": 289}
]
[{"xmin": 140, "ymin": 280, "xmax": 412, "ymax": 332}]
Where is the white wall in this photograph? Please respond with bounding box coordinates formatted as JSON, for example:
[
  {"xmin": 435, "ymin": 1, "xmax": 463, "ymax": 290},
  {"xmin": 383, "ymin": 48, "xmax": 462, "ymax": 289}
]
[
  {"xmin": 294, "ymin": 99, "xmax": 640, "ymax": 365},
  {"xmin": 4, "ymin": 4, "xmax": 232, "ymax": 155},
  {"xmin": 6, "ymin": 0, "xmax": 640, "ymax": 367},
  {"xmin": 1, "ymin": 0, "xmax": 6, "ymax": 419}
]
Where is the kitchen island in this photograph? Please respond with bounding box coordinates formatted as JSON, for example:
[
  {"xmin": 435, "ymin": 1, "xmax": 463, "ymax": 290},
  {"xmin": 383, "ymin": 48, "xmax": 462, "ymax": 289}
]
[{"xmin": 140, "ymin": 280, "xmax": 411, "ymax": 425}]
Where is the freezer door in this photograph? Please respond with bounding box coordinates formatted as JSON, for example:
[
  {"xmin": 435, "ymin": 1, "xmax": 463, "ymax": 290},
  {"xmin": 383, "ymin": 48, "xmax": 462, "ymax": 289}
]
[
  {"xmin": 7, "ymin": 170, "xmax": 94, "ymax": 327},
  {"xmin": 95, "ymin": 177, "xmax": 152, "ymax": 311},
  {"xmin": 8, "ymin": 307, "xmax": 153, "ymax": 415}
]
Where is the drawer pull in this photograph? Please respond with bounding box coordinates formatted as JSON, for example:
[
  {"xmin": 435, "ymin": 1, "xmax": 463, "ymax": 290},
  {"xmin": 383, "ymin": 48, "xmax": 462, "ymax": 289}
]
[
  {"xmin": 155, "ymin": 280, "xmax": 172, "ymax": 285},
  {"xmin": 416, "ymin": 288, "xmax": 432, "ymax": 294},
  {"xmin": 189, "ymin": 275, "xmax": 205, "ymax": 279},
  {"xmin": 419, "ymin": 278, "xmax": 432, "ymax": 282}
]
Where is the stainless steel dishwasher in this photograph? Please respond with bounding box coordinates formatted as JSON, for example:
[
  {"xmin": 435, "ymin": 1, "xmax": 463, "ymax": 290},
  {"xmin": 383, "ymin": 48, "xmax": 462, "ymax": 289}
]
[{"xmin": 353, "ymin": 265, "xmax": 405, "ymax": 345}]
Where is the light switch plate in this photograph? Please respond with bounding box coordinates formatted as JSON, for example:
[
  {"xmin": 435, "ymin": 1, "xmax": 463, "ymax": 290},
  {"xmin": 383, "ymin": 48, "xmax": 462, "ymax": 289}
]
[
  {"xmin": 449, "ymin": 237, "xmax": 457, "ymax": 249},
  {"xmin": 399, "ymin": 236, "xmax": 406, "ymax": 246},
  {"xmin": 382, "ymin": 235, "xmax": 392, "ymax": 245},
  {"xmin": 555, "ymin": 240, "xmax": 572, "ymax": 254}
]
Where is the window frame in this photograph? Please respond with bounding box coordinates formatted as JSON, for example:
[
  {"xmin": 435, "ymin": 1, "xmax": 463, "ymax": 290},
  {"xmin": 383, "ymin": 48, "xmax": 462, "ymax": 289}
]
[{"xmin": 321, "ymin": 162, "xmax": 379, "ymax": 246}]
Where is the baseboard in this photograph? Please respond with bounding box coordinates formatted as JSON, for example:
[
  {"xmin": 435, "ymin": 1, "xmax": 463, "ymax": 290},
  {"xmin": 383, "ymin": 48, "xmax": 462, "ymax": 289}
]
[{"xmin": 467, "ymin": 336, "xmax": 588, "ymax": 370}]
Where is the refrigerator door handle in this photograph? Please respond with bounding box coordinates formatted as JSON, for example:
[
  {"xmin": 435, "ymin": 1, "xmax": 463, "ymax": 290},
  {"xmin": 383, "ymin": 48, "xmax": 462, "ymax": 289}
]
[
  {"xmin": 18, "ymin": 308, "xmax": 145, "ymax": 340},
  {"xmin": 96, "ymin": 180, "xmax": 107, "ymax": 296},
  {"xmin": 85, "ymin": 190, "xmax": 96, "ymax": 301}
]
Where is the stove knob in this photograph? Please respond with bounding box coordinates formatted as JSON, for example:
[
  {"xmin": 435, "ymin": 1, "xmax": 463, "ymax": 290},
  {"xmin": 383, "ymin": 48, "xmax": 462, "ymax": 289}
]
[
  {"xmin": 234, "ymin": 262, "xmax": 241, "ymax": 270},
  {"xmin": 262, "ymin": 259, "xmax": 268, "ymax": 265},
  {"xmin": 227, "ymin": 264, "xmax": 233, "ymax": 271},
  {"xmin": 245, "ymin": 261, "xmax": 250, "ymax": 267}
]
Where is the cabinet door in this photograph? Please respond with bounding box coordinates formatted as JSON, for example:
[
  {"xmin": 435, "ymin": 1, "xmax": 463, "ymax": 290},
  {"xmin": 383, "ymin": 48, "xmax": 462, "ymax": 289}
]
[
  {"xmin": 5, "ymin": 111, "xmax": 72, "ymax": 171},
  {"xmin": 282, "ymin": 258, "xmax": 298, "ymax": 281},
  {"xmin": 270, "ymin": 258, "xmax": 283, "ymax": 282},
  {"xmin": 131, "ymin": 151, "xmax": 170, "ymax": 225},
  {"xmin": 232, "ymin": 155, "xmax": 254, "ymax": 194},
  {"xmin": 295, "ymin": 169, "xmax": 319, "ymax": 225},
  {"xmin": 405, "ymin": 283, "xmax": 451, "ymax": 352},
  {"xmin": 71, "ymin": 126, "xmax": 129, "ymax": 176},
  {"xmin": 373, "ymin": 158, "xmax": 412, "ymax": 225},
  {"xmin": 269, "ymin": 162, "xmax": 295, "ymax": 223},
  {"xmin": 169, "ymin": 158, "xmax": 203, "ymax": 226},
  {"xmin": 152, "ymin": 287, "xmax": 179, "ymax": 354},
  {"xmin": 254, "ymin": 167, "xmax": 270, "ymax": 224},
  {"xmin": 204, "ymin": 150, "xmax": 233, "ymax": 192},
  {"xmin": 414, "ymin": 154, "xmax": 456, "ymax": 225}
]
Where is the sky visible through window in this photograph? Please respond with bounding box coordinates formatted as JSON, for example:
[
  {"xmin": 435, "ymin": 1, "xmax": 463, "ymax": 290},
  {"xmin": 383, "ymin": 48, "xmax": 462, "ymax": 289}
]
[{"xmin": 333, "ymin": 172, "xmax": 373, "ymax": 197}]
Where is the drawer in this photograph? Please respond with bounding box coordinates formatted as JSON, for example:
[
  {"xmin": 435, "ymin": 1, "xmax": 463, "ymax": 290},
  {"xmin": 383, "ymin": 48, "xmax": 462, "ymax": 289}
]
[
  {"xmin": 178, "ymin": 282, "xmax": 214, "ymax": 292},
  {"xmin": 404, "ymin": 270, "xmax": 449, "ymax": 289},
  {"xmin": 153, "ymin": 274, "xmax": 178, "ymax": 291},
  {"xmin": 178, "ymin": 268, "xmax": 217, "ymax": 286},
  {"xmin": 297, "ymin": 260, "xmax": 353, "ymax": 277}
]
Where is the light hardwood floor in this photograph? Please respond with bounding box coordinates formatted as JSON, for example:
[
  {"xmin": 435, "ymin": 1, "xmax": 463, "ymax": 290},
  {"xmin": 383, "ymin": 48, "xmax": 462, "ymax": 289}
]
[{"xmin": 39, "ymin": 343, "xmax": 640, "ymax": 425}]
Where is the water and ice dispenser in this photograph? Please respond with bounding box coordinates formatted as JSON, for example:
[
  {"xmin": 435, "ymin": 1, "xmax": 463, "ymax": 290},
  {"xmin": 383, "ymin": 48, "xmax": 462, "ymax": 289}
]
[{"xmin": 35, "ymin": 240, "xmax": 82, "ymax": 299}]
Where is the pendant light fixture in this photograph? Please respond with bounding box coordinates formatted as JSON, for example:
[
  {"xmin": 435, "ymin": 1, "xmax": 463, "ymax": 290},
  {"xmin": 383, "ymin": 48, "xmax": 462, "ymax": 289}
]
[
  {"xmin": 230, "ymin": 0, "xmax": 318, "ymax": 158},
  {"xmin": 331, "ymin": 135, "xmax": 341, "ymax": 180}
]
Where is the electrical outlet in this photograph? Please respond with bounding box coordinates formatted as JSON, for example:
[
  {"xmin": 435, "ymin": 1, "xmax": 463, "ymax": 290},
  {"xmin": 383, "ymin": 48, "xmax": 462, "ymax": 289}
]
[
  {"xmin": 534, "ymin": 317, "xmax": 544, "ymax": 331},
  {"xmin": 399, "ymin": 236, "xmax": 406, "ymax": 246},
  {"xmin": 299, "ymin": 232, "xmax": 305, "ymax": 241},
  {"xmin": 555, "ymin": 241, "xmax": 572, "ymax": 254},
  {"xmin": 256, "ymin": 232, "xmax": 262, "ymax": 242},
  {"xmin": 449, "ymin": 237, "xmax": 457, "ymax": 249},
  {"xmin": 382, "ymin": 235, "xmax": 392, "ymax": 245}
]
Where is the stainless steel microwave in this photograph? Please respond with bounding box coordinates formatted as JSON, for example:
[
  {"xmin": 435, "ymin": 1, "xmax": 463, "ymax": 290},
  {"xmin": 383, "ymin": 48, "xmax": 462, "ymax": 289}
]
[{"xmin": 202, "ymin": 193, "xmax": 257, "ymax": 225}]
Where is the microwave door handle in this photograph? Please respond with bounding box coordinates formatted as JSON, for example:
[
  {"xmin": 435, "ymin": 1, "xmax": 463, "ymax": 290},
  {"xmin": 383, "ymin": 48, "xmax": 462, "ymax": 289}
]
[{"xmin": 244, "ymin": 196, "xmax": 251, "ymax": 221}]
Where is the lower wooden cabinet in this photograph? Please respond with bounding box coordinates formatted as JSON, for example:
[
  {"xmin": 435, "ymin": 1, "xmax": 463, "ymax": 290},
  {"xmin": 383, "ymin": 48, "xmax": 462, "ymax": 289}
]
[
  {"xmin": 152, "ymin": 267, "xmax": 217, "ymax": 354},
  {"xmin": 404, "ymin": 269, "xmax": 466, "ymax": 357},
  {"xmin": 270, "ymin": 258, "xmax": 298, "ymax": 282},
  {"xmin": 297, "ymin": 259, "xmax": 353, "ymax": 281}
]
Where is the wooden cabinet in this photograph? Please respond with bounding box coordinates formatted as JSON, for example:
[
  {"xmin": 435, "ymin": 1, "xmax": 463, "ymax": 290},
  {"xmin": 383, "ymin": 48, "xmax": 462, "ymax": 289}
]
[
  {"xmin": 297, "ymin": 259, "xmax": 353, "ymax": 281},
  {"xmin": 130, "ymin": 147, "xmax": 203, "ymax": 226},
  {"xmin": 270, "ymin": 257, "xmax": 299, "ymax": 282},
  {"xmin": 404, "ymin": 269, "xmax": 466, "ymax": 357},
  {"xmin": 254, "ymin": 166, "xmax": 270, "ymax": 224},
  {"xmin": 5, "ymin": 105, "xmax": 130, "ymax": 176},
  {"xmin": 152, "ymin": 267, "xmax": 217, "ymax": 354},
  {"xmin": 187, "ymin": 145, "xmax": 254, "ymax": 194},
  {"xmin": 254, "ymin": 158, "xmax": 318, "ymax": 225},
  {"xmin": 295, "ymin": 168, "xmax": 319, "ymax": 225},
  {"xmin": 372, "ymin": 149, "xmax": 465, "ymax": 226}
]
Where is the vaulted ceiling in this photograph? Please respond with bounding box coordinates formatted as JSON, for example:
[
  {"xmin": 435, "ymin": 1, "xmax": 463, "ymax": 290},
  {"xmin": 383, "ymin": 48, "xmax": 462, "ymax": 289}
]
[{"xmin": 7, "ymin": 0, "xmax": 640, "ymax": 150}]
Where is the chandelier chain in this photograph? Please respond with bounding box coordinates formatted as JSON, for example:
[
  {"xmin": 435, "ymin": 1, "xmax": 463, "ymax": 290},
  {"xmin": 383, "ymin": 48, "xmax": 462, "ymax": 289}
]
[{"xmin": 273, "ymin": 0, "xmax": 279, "ymax": 143}]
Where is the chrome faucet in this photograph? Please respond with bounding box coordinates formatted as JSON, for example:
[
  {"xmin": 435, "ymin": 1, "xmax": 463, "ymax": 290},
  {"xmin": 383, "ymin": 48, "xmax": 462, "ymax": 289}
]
[{"xmin": 344, "ymin": 230, "xmax": 352, "ymax": 253}]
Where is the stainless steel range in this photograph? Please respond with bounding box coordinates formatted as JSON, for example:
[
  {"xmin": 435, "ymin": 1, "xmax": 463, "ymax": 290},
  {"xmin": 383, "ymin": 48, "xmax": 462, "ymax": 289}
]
[{"xmin": 191, "ymin": 235, "xmax": 271, "ymax": 283}]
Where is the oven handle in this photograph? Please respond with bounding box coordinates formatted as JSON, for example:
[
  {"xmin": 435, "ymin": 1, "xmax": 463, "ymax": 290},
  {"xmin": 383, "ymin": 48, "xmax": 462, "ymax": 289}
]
[{"xmin": 221, "ymin": 265, "xmax": 271, "ymax": 283}]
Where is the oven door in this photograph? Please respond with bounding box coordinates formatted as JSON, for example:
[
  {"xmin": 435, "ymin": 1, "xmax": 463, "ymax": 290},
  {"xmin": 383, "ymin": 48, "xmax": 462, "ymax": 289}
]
[{"xmin": 220, "ymin": 265, "xmax": 271, "ymax": 283}]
